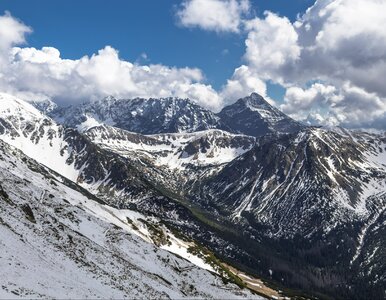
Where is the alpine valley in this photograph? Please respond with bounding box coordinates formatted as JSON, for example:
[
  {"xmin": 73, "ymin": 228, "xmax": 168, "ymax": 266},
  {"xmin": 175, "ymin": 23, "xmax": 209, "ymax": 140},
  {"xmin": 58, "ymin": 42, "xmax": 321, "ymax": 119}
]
[{"xmin": 1, "ymin": 91, "xmax": 385, "ymax": 299}]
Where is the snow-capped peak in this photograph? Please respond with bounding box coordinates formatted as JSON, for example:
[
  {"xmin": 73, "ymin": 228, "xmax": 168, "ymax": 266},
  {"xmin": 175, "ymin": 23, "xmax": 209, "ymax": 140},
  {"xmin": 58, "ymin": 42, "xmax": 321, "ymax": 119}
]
[{"xmin": 217, "ymin": 92, "xmax": 305, "ymax": 137}]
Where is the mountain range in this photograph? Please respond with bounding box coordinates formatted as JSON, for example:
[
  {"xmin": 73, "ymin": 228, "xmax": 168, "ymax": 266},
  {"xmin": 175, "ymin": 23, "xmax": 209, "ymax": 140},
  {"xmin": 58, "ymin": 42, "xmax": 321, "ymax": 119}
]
[
  {"xmin": 40, "ymin": 92, "xmax": 303, "ymax": 137},
  {"xmin": 1, "ymin": 91, "xmax": 385, "ymax": 299}
]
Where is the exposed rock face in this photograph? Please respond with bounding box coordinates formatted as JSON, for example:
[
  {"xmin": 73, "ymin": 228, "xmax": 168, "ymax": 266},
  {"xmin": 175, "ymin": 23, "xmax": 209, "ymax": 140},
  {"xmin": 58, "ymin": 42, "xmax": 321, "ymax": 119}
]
[{"xmin": 196, "ymin": 128, "xmax": 386, "ymax": 237}]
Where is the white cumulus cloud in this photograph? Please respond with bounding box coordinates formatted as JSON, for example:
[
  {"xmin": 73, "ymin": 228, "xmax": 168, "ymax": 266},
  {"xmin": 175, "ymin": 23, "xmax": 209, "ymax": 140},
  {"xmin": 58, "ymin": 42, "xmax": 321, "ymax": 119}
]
[
  {"xmin": 281, "ymin": 82, "xmax": 386, "ymax": 128},
  {"xmin": 176, "ymin": 0, "xmax": 250, "ymax": 33},
  {"xmin": 244, "ymin": 12, "xmax": 301, "ymax": 83},
  {"xmin": 0, "ymin": 12, "xmax": 31, "ymax": 52},
  {"xmin": 239, "ymin": 0, "xmax": 386, "ymax": 128},
  {"xmin": 0, "ymin": 13, "xmax": 224, "ymax": 111},
  {"xmin": 220, "ymin": 65, "xmax": 267, "ymax": 105}
]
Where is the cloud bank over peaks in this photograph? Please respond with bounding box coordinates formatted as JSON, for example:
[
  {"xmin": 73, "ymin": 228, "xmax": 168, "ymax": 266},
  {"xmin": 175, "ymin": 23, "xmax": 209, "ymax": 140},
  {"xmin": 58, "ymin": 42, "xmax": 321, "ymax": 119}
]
[
  {"xmin": 0, "ymin": 10, "xmax": 269, "ymax": 113},
  {"xmin": 236, "ymin": 0, "xmax": 386, "ymax": 128},
  {"xmin": 282, "ymin": 82, "xmax": 386, "ymax": 129},
  {"xmin": 0, "ymin": 13, "xmax": 227, "ymax": 111},
  {"xmin": 175, "ymin": 0, "xmax": 386, "ymax": 128},
  {"xmin": 243, "ymin": 12, "xmax": 301, "ymax": 83},
  {"xmin": 220, "ymin": 65, "xmax": 267, "ymax": 105}
]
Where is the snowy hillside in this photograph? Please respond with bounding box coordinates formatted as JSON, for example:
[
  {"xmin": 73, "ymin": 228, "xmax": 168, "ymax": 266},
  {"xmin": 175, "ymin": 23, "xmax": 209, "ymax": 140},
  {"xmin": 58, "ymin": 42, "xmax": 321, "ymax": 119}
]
[{"xmin": 0, "ymin": 140, "xmax": 260, "ymax": 299}]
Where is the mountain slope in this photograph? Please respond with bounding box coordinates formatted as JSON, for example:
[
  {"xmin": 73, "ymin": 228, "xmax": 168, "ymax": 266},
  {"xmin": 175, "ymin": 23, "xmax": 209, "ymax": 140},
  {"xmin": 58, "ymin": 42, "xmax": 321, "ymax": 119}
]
[
  {"xmin": 0, "ymin": 93, "xmax": 81, "ymax": 180},
  {"xmin": 189, "ymin": 127, "xmax": 386, "ymax": 298},
  {"xmin": 0, "ymin": 139, "xmax": 260, "ymax": 299},
  {"xmin": 0, "ymin": 93, "xmax": 166, "ymax": 203},
  {"xmin": 197, "ymin": 127, "xmax": 386, "ymax": 236},
  {"xmin": 217, "ymin": 93, "xmax": 305, "ymax": 137}
]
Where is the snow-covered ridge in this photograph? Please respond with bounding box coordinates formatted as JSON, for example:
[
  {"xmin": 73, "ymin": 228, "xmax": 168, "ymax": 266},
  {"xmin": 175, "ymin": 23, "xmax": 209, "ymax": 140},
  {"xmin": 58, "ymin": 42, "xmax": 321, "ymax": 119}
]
[
  {"xmin": 3, "ymin": 93, "xmax": 385, "ymax": 227},
  {"xmin": 86, "ymin": 125, "xmax": 256, "ymax": 169},
  {"xmin": 0, "ymin": 93, "xmax": 81, "ymax": 181},
  {"xmin": 0, "ymin": 92, "xmax": 46, "ymax": 119}
]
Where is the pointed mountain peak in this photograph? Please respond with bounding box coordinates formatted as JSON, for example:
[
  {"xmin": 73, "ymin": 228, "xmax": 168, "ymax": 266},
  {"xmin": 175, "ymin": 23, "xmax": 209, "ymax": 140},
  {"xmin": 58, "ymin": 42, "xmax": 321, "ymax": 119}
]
[
  {"xmin": 230, "ymin": 93, "xmax": 278, "ymax": 116},
  {"xmin": 218, "ymin": 93, "xmax": 305, "ymax": 137},
  {"xmin": 221, "ymin": 92, "xmax": 276, "ymax": 117},
  {"xmin": 237, "ymin": 92, "xmax": 269, "ymax": 107}
]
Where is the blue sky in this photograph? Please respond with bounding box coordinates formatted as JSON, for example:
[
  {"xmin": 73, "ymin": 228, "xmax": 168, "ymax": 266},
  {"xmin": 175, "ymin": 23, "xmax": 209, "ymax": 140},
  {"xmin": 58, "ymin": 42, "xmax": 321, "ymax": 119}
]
[
  {"xmin": 0, "ymin": 0, "xmax": 312, "ymax": 99},
  {"xmin": 0, "ymin": 0, "xmax": 385, "ymax": 128}
]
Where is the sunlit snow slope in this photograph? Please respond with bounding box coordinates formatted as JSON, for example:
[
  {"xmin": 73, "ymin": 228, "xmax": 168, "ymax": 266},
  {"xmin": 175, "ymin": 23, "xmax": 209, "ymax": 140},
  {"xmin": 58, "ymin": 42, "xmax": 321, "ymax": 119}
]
[{"xmin": 0, "ymin": 140, "xmax": 259, "ymax": 299}]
